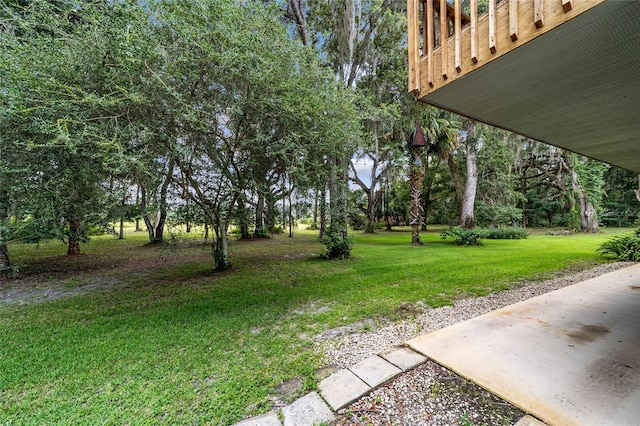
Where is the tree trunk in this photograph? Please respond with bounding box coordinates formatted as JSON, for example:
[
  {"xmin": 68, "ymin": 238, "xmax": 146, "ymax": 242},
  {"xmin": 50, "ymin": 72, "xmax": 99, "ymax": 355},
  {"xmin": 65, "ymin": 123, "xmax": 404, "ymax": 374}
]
[
  {"xmin": 0, "ymin": 242, "xmax": 9, "ymax": 274},
  {"xmin": 288, "ymin": 189, "xmax": 293, "ymax": 238},
  {"xmin": 119, "ymin": 215, "xmax": 124, "ymax": 239},
  {"xmin": 135, "ymin": 187, "xmax": 141, "ymax": 232},
  {"xmin": 254, "ymin": 192, "xmax": 265, "ymax": 237},
  {"xmin": 265, "ymin": 193, "xmax": 276, "ymax": 235},
  {"xmin": 185, "ymin": 199, "xmax": 192, "ymax": 233},
  {"xmin": 384, "ymin": 181, "xmax": 392, "ymax": 231},
  {"xmin": 153, "ymin": 158, "xmax": 174, "ymax": 244},
  {"xmin": 154, "ymin": 209, "xmax": 167, "ymax": 243},
  {"xmin": 364, "ymin": 186, "xmax": 376, "ymax": 233},
  {"xmin": 0, "ymin": 202, "xmax": 9, "ymax": 273},
  {"xmin": 571, "ymin": 168, "xmax": 599, "ymax": 232},
  {"xmin": 328, "ymin": 155, "xmax": 349, "ymax": 237},
  {"xmin": 237, "ymin": 198, "xmax": 250, "ymax": 239},
  {"xmin": 313, "ymin": 190, "xmax": 319, "ymax": 226},
  {"xmin": 421, "ymin": 160, "xmax": 431, "ymax": 231},
  {"xmin": 204, "ymin": 223, "xmax": 210, "ymax": 243},
  {"xmin": 140, "ymin": 187, "xmax": 156, "ymax": 242},
  {"xmin": 460, "ymin": 125, "xmax": 479, "ymax": 229},
  {"xmin": 319, "ymin": 185, "xmax": 327, "ymax": 240},
  {"xmin": 67, "ymin": 219, "xmax": 81, "ymax": 255},
  {"xmin": 212, "ymin": 222, "xmax": 231, "ymax": 271},
  {"xmin": 410, "ymin": 148, "xmax": 424, "ymax": 245},
  {"xmin": 143, "ymin": 214, "xmax": 155, "ymax": 242}
]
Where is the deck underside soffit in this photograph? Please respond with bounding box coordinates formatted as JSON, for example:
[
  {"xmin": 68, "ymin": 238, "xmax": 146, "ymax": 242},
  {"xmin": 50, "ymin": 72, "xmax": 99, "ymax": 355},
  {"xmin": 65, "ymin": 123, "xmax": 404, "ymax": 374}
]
[{"xmin": 421, "ymin": 1, "xmax": 640, "ymax": 173}]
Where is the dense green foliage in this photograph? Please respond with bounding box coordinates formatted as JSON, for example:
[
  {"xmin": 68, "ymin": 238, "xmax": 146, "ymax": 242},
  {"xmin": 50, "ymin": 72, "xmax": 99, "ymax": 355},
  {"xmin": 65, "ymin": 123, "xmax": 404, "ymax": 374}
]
[
  {"xmin": 440, "ymin": 226, "xmax": 488, "ymax": 246},
  {"xmin": 484, "ymin": 227, "xmax": 529, "ymax": 240},
  {"xmin": 0, "ymin": 228, "xmax": 625, "ymax": 424},
  {"xmin": 598, "ymin": 229, "xmax": 640, "ymax": 261}
]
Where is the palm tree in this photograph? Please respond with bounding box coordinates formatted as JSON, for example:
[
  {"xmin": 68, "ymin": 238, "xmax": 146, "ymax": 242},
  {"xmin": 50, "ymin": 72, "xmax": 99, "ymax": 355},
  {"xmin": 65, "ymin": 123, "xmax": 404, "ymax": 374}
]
[{"xmin": 411, "ymin": 107, "xmax": 459, "ymax": 244}]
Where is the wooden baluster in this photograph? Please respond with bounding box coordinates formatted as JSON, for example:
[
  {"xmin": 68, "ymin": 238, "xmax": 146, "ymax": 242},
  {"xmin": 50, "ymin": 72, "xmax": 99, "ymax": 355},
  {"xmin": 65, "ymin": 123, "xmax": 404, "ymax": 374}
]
[
  {"xmin": 535, "ymin": 0, "xmax": 544, "ymax": 28},
  {"xmin": 427, "ymin": 0, "xmax": 434, "ymax": 87},
  {"xmin": 489, "ymin": 0, "xmax": 496, "ymax": 53},
  {"xmin": 509, "ymin": 0, "xmax": 518, "ymax": 41},
  {"xmin": 455, "ymin": 0, "xmax": 461, "ymax": 72},
  {"xmin": 562, "ymin": 0, "xmax": 573, "ymax": 12},
  {"xmin": 470, "ymin": 0, "xmax": 477, "ymax": 63},
  {"xmin": 440, "ymin": 0, "xmax": 448, "ymax": 79}
]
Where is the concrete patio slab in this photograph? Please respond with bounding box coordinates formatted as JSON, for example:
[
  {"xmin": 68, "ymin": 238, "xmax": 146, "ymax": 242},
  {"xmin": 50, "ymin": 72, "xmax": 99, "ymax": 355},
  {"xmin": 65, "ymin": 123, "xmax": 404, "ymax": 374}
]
[
  {"xmin": 234, "ymin": 410, "xmax": 281, "ymax": 426},
  {"xmin": 349, "ymin": 355, "xmax": 402, "ymax": 388},
  {"xmin": 407, "ymin": 263, "xmax": 640, "ymax": 426},
  {"xmin": 379, "ymin": 346, "xmax": 427, "ymax": 371},
  {"xmin": 318, "ymin": 368, "xmax": 370, "ymax": 410},
  {"xmin": 281, "ymin": 392, "xmax": 334, "ymax": 426}
]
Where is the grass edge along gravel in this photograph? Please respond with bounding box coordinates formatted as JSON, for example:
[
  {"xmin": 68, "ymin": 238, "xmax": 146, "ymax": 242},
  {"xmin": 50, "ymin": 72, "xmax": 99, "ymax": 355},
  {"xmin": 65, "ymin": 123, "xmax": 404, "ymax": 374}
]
[{"xmin": 0, "ymin": 227, "xmax": 628, "ymax": 424}]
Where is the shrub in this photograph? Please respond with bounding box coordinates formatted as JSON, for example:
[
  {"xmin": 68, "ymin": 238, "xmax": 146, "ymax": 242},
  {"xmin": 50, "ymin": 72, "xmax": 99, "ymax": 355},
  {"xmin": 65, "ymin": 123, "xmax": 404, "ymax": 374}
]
[
  {"xmin": 484, "ymin": 227, "xmax": 529, "ymax": 240},
  {"xmin": 597, "ymin": 232, "xmax": 640, "ymax": 261},
  {"xmin": 440, "ymin": 226, "xmax": 488, "ymax": 246},
  {"xmin": 320, "ymin": 229, "xmax": 353, "ymax": 259},
  {"xmin": 269, "ymin": 225, "xmax": 284, "ymax": 234}
]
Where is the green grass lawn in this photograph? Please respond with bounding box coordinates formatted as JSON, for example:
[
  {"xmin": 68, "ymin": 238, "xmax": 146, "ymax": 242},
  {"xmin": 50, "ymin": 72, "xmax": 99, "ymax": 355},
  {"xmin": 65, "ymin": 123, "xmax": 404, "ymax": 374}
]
[{"xmin": 0, "ymin": 227, "xmax": 628, "ymax": 424}]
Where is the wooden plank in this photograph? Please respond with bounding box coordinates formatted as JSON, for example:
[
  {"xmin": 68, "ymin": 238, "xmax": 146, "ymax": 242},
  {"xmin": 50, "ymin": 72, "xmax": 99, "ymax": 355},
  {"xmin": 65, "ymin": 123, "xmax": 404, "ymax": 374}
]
[
  {"xmin": 534, "ymin": 0, "xmax": 544, "ymax": 28},
  {"xmin": 489, "ymin": 0, "xmax": 496, "ymax": 53},
  {"xmin": 427, "ymin": 0, "xmax": 434, "ymax": 87},
  {"xmin": 407, "ymin": 0, "xmax": 420, "ymax": 93},
  {"xmin": 562, "ymin": 0, "xmax": 573, "ymax": 13},
  {"xmin": 440, "ymin": 0, "xmax": 448, "ymax": 79},
  {"xmin": 455, "ymin": 0, "xmax": 462, "ymax": 72},
  {"xmin": 470, "ymin": 0, "xmax": 477, "ymax": 63},
  {"xmin": 509, "ymin": 0, "xmax": 518, "ymax": 41}
]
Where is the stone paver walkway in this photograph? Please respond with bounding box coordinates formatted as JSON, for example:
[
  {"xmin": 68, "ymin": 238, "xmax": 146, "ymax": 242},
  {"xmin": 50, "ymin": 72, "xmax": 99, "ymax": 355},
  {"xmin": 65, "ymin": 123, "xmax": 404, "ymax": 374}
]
[
  {"xmin": 233, "ymin": 341, "xmax": 551, "ymax": 426},
  {"xmin": 233, "ymin": 346, "xmax": 426, "ymax": 426}
]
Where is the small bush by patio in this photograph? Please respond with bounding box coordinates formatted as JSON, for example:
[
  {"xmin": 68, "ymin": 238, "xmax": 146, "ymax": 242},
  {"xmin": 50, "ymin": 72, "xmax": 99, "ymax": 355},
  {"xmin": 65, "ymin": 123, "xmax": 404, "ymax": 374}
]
[{"xmin": 597, "ymin": 230, "xmax": 640, "ymax": 261}]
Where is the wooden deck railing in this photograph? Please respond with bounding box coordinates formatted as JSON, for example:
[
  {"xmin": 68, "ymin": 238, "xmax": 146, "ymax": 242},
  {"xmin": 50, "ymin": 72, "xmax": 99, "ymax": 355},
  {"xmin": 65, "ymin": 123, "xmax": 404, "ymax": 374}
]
[{"xmin": 408, "ymin": 0, "xmax": 605, "ymax": 97}]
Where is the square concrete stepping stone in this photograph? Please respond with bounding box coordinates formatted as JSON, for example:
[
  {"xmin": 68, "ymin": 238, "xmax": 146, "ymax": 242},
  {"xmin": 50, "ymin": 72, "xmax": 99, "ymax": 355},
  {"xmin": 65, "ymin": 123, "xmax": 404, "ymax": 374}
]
[
  {"xmin": 282, "ymin": 392, "xmax": 334, "ymax": 426},
  {"xmin": 515, "ymin": 415, "xmax": 548, "ymax": 426},
  {"xmin": 349, "ymin": 355, "xmax": 402, "ymax": 388},
  {"xmin": 380, "ymin": 346, "xmax": 427, "ymax": 371},
  {"xmin": 233, "ymin": 410, "xmax": 281, "ymax": 426},
  {"xmin": 318, "ymin": 368, "xmax": 370, "ymax": 410}
]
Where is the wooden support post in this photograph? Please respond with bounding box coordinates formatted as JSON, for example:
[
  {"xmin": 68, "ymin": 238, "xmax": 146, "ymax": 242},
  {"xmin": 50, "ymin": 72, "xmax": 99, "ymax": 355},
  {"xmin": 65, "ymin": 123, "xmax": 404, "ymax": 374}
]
[
  {"xmin": 427, "ymin": 0, "xmax": 434, "ymax": 87},
  {"xmin": 509, "ymin": 0, "xmax": 518, "ymax": 41},
  {"xmin": 562, "ymin": 0, "xmax": 573, "ymax": 12},
  {"xmin": 455, "ymin": 0, "xmax": 461, "ymax": 72},
  {"xmin": 489, "ymin": 0, "xmax": 496, "ymax": 53},
  {"xmin": 440, "ymin": 0, "xmax": 448, "ymax": 79},
  {"xmin": 423, "ymin": 0, "xmax": 428, "ymax": 59},
  {"xmin": 470, "ymin": 0, "xmax": 477, "ymax": 63},
  {"xmin": 534, "ymin": 0, "xmax": 544, "ymax": 28},
  {"xmin": 407, "ymin": 0, "xmax": 420, "ymax": 93}
]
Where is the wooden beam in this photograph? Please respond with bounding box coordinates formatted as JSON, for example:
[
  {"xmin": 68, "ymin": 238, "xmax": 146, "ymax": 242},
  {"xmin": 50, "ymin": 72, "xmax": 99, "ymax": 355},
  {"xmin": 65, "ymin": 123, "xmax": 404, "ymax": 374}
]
[
  {"xmin": 534, "ymin": 0, "xmax": 544, "ymax": 28},
  {"xmin": 407, "ymin": 0, "xmax": 420, "ymax": 93},
  {"xmin": 470, "ymin": 0, "xmax": 477, "ymax": 63},
  {"xmin": 562, "ymin": 0, "xmax": 573, "ymax": 13},
  {"xmin": 489, "ymin": 0, "xmax": 496, "ymax": 53},
  {"xmin": 440, "ymin": 0, "xmax": 448, "ymax": 79},
  {"xmin": 427, "ymin": 0, "xmax": 434, "ymax": 87},
  {"xmin": 455, "ymin": 0, "xmax": 461, "ymax": 72},
  {"xmin": 509, "ymin": 0, "xmax": 518, "ymax": 41}
]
